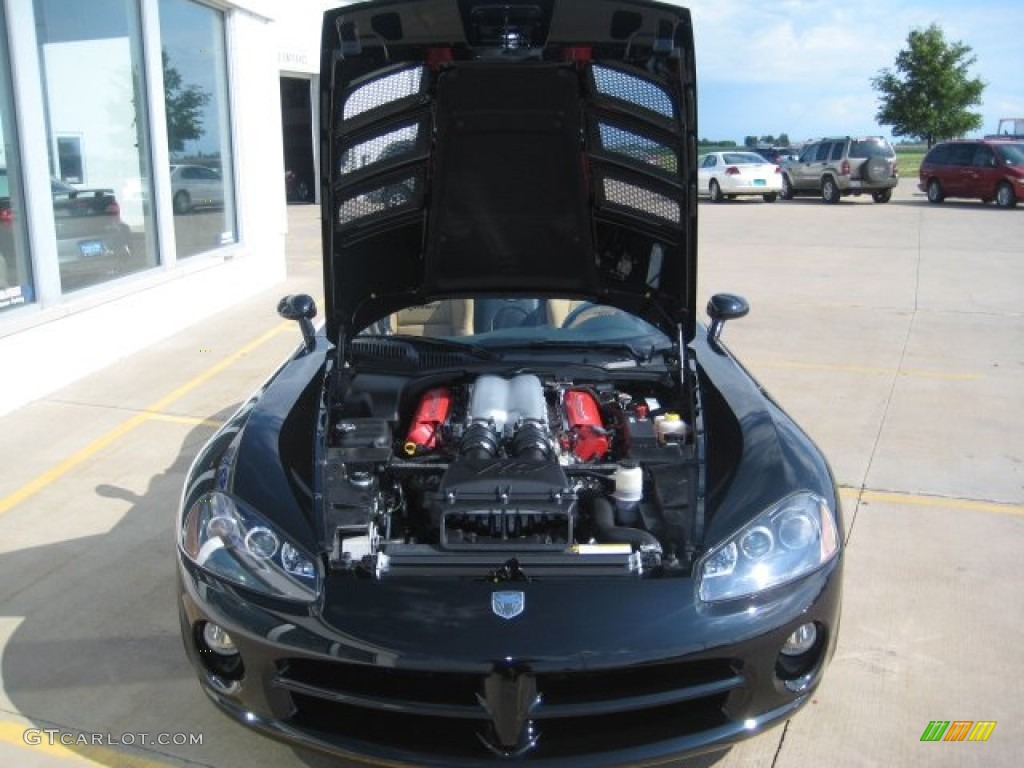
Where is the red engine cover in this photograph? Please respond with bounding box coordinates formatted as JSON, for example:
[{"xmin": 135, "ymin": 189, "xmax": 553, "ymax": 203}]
[
  {"xmin": 564, "ymin": 390, "xmax": 608, "ymax": 461},
  {"xmin": 404, "ymin": 388, "xmax": 452, "ymax": 455}
]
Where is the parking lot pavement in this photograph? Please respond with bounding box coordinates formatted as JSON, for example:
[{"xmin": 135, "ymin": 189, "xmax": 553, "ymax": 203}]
[{"xmin": 1, "ymin": 187, "xmax": 1022, "ymax": 767}]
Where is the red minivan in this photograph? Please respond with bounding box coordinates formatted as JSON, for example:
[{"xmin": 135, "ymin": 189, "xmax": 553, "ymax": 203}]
[{"xmin": 919, "ymin": 139, "xmax": 1024, "ymax": 208}]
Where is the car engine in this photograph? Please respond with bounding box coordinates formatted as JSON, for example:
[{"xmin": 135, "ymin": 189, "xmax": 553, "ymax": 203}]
[{"xmin": 323, "ymin": 372, "xmax": 698, "ymax": 577}]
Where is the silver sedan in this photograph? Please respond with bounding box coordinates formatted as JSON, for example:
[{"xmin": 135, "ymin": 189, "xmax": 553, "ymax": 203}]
[{"xmin": 698, "ymin": 151, "xmax": 783, "ymax": 203}]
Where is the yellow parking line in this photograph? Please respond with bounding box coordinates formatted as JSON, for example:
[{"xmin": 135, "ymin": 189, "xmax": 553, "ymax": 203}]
[
  {"xmin": 0, "ymin": 720, "xmax": 174, "ymax": 767},
  {"xmin": 840, "ymin": 486, "xmax": 1024, "ymax": 517},
  {"xmin": 746, "ymin": 359, "xmax": 981, "ymax": 381},
  {"xmin": 0, "ymin": 323, "xmax": 290, "ymax": 518},
  {"xmin": 143, "ymin": 413, "xmax": 224, "ymax": 428}
]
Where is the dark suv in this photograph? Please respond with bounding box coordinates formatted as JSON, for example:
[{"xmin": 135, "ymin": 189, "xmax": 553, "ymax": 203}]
[
  {"xmin": 781, "ymin": 136, "xmax": 898, "ymax": 203},
  {"xmin": 918, "ymin": 139, "xmax": 1024, "ymax": 208}
]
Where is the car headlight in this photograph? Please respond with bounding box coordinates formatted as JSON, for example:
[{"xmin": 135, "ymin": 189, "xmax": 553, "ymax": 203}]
[
  {"xmin": 180, "ymin": 491, "xmax": 320, "ymax": 602},
  {"xmin": 698, "ymin": 491, "xmax": 839, "ymax": 602}
]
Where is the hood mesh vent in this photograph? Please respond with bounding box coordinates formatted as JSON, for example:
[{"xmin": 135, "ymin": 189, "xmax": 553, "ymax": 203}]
[
  {"xmin": 338, "ymin": 123, "xmax": 420, "ymax": 176},
  {"xmin": 601, "ymin": 177, "xmax": 679, "ymax": 224},
  {"xmin": 343, "ymin": 66, "xmax": 424, "ymax": 120},
  {"xmin": 598, "ymin": 122, "xmax": 677, "ymax": 174},
  {"xmin": 592, "ymin": 64, "xmax": 673, "ymax": 119},
  {"xmin": 338, "ymin": 176, "xmax": 419, "ymax": 225}
]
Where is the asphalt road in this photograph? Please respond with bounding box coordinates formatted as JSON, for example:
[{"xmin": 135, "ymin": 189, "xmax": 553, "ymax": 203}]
[{"xmin": 1, "ymin": 180, "xmax": 1021, "ymax": 767}]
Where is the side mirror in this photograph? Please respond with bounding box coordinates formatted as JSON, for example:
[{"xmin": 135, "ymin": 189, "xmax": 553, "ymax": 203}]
[
  {"xmin": 277, "ymin": 293, "xmax": 317, "ymax": 352},
  {"xmin": 706, "ymin": 293, "xmax": 749, "ymax": 344}
]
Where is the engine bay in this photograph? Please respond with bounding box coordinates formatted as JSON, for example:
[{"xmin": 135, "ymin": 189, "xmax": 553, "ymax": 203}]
[{"xmin": 323, "ymin": 371, "xmax": 700, "ymax": 577}]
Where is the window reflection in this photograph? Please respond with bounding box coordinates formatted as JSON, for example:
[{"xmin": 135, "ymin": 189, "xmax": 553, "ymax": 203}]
[
  {"xmin": 1, "ymin": 4, "xmax": 34, "ymax": 310},
  {"xmin": 34, "ymin": 0, "xmax": 158, "ymax": 294},
  {"xmin": 159, "ymin": 0, "xmax": 237, "ymax": 257}
]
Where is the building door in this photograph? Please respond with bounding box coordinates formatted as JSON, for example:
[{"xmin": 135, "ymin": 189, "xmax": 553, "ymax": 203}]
[{"xmin": 281, "ymin": 76, "xmax": 315, "ymax": 204}]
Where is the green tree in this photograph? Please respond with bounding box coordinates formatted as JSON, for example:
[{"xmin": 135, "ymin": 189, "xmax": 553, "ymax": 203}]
[
  {"xmin": 871, "ymin": 24, "xmax": 984, "ymax": 147},
  {"xmin": 777, "ymin": 133, "xmax": 790, "ymax": 147},
  {"xmin": 163, "ymin": 51, "xmax": 211, "ymax": 154},
  {"xmin": 743, "ymin": 136, "xmax": 757, "ymax": 148}
]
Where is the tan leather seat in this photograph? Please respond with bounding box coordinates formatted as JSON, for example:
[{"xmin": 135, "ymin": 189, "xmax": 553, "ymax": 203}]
[
  {"xmin": 545, "ymin": 299, "xmax": 583, "ymax": 328},
  {"xmin": 390, "ymin": 299, "xmax": 475, "ymax": 337}
]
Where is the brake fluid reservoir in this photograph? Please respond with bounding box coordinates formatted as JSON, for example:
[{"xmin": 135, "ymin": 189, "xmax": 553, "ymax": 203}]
[{"xmin": 655, "ymin": 412, "xmax": 690, "ymax": 444}]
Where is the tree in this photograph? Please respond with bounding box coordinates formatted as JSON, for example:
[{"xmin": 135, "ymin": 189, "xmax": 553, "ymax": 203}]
[
  {"xmin": 163, "ymin": 51, "xmax": 211, "ymax": 154},
  {"xmin": 777, "ymin": 133, "xmax": 791, "ymax": 147},
  {"xmin": 743, "ymin": 136, "xmax": 757, "ymax": 148},
  {"xmin": 872, "ymin": 24, "xmax": 984, "ymax": 147}
]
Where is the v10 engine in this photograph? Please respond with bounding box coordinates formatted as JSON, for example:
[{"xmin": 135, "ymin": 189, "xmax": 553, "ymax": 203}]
[{"xmin": 325, "ymin": 372, "xmax": 697, "ymax": 573}]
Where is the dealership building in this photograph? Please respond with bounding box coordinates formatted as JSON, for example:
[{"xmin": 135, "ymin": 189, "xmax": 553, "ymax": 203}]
[{"xmin": 0, "ymin": 0, "xmax": 336, "ymax": 416}]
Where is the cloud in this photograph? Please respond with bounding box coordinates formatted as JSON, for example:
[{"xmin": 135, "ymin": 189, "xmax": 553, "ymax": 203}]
[{"xmin": 676, "ymin": 0, "xmax": 1024, "ymax": 139}]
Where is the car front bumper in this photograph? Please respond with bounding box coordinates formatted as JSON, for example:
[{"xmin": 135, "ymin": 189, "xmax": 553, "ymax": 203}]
[{"xmin": 178, "ymin": 551, "xmax": 842, "ymax": 767}]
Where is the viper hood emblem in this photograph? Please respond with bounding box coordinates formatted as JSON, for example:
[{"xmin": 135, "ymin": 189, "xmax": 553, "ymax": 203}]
[{"xmin": 491, "ymin": 590, "xmax": 525, "ymax": 619}]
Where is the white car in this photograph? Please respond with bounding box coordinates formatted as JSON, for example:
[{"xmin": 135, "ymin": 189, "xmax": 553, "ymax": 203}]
[
  {"xmin": 170, "ymin": 164, "xmax": 224, "ymax": 214},
  {"xmin": 698, "ymin": 151, "xmax": 782, "ymax": 203}
]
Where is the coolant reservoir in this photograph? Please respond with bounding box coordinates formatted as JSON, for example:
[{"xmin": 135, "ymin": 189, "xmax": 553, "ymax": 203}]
[
  {"xmin": 655, "ymin": 412, "xmax": 689, "ymax": 444},
  {"xmin": 612, "ymin": 460, "xmax": 643, "ymax": 525}
]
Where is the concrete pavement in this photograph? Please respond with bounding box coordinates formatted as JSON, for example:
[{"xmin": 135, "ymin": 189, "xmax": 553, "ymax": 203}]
[{"xmin": 1, "ymin": 182, "xmax": 1022, "ymax": 767}]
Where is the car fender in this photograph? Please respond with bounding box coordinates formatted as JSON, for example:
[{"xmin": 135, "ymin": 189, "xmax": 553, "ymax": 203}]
[
  {"xmin": 694, "ymin": 330, "xmax": 841, "ymax": 548},
  {"xmin": 180, "ymin": 333, "xmax": 330, "ymax": 552}
]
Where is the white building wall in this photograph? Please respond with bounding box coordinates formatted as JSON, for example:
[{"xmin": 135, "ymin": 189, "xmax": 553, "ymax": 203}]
[{"xmin": 0, "ymin": 0, "xmax": 289, "ymax": 417}]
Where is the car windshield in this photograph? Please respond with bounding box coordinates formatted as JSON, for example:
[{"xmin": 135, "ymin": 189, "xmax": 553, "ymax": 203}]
[
  {"xmin": 723, "ymin": 152, "xmax": 767, "ymax": 164},
  {"xmin": 849, "ymin": 139, "xmax": 894, "ymax": 159},
  {"xmin": 359, "ymin": 298, "xmax": 673, "ymax": 360},
  {"xmin": 996, "ymin": 143, "xmax": 1024, "ymax": 165}
]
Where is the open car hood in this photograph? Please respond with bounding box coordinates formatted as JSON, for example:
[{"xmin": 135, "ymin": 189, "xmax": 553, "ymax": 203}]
[{"xmin": 321, "ymin": 0, "xmax": 697, "ymax": 343}]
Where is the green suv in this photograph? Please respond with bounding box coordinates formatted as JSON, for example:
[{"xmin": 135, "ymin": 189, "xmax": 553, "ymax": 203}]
[{"xmin": 781, "ymin": 136, "xmax": 898, "ymax": 203}]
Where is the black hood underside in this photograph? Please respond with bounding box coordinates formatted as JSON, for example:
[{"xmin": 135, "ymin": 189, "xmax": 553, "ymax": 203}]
[{"xmin": 321, "ymin": 0, "xmax": 698, "ymax": 342}]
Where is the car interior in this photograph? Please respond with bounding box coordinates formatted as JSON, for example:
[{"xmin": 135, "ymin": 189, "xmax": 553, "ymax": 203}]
[{"xmin": 388, "ymin": 298, "xmax": 582, "ymax": 337}]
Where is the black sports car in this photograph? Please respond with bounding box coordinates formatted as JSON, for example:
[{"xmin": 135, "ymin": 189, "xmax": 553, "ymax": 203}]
[{"xmin": 176, "ymin": 1, "xmax": 843, "ymax": 765}]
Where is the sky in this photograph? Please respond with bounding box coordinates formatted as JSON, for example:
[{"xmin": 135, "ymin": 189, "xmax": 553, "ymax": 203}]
[
  {"xmin": 680, "ymin": 0, "xmax": 1024, "ymax": 144},
  {"xmin": 296, "ymin": 0, "xmax": 1023, "ymax": 144}
]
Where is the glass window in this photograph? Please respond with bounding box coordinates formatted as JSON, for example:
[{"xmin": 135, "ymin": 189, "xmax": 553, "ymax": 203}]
[
  {"xmin": 158, "ymin": 0, "xmax": 237, "ymax": 258},
  {"xmin": 814, "ymin": 143, "xmax": 831, "ymax": 162},
  {"xmin": 995, "ymin": 143, "xmax": 1024, "ymax": 166},
  {"xmin": 829, "ymin": 142, "xmax": 844, "ymax": 162},
  {"xmin": 947, "ymin": 143, "xmax": 974, "ymax": 166},
  {"xmin": 971, "ymin": 145, "xmax": 995, "ymax": 168},
  {"xmin": 1, "ymin": 4, "xmax": 34, "ymax": 310},
  {"xmin": 34, "ymin": 0, "xmax": 158, "ymax": 294},
  {"xmin": 925, "ymin": 144, "xmax": 949, "ymax": 166},
  {"xmin": 849, "ymin": 139, "xmax": 894, "ymax": 159}
]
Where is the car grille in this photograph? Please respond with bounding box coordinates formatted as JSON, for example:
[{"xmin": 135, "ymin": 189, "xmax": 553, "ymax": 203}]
[{"xmin": 274, "ymin": 657, "xmax": 742, "ymax": 759}]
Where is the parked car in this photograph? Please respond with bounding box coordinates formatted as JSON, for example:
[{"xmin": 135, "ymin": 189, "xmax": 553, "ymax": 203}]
[
  {"xmin": 176, "ymin": 2, "xmax": 843, "ymax": 765},
  {"xmin": 918, "ymin": 139, "xmax": 1024, "ymax": 208},
  {"xmin": 781, "ymin": 136, "xmax": 898, "ymax": 203},
  {"xmin": 1, "ymin": 169, "xmax": 132, "ymax": 291},
  {"xmin": 170, "ymin": 163, "xmax": 224, "ymax": 214},
  {"xmin": 698, "ymin": 151, "xmax": 782, "ymax": 202},
  {"xmin": 751, "ymin": 146, "xmax": 798, "ymax": 166}
]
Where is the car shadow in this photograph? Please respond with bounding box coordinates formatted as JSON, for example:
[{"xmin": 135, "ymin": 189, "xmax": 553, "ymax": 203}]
[{"xmin": 0, "ymin": 406, "xmax": 293, "ymax": 765}]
